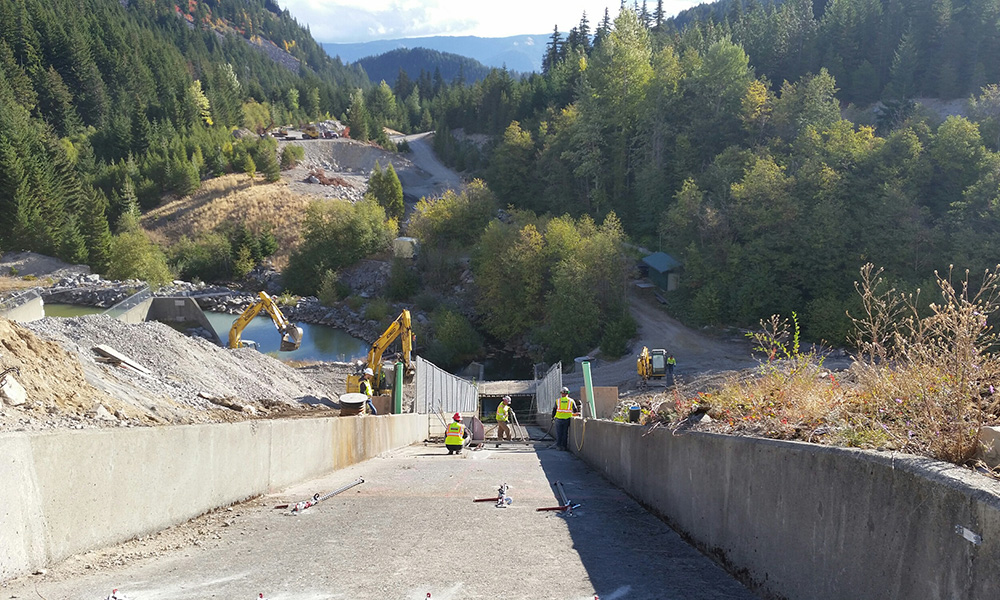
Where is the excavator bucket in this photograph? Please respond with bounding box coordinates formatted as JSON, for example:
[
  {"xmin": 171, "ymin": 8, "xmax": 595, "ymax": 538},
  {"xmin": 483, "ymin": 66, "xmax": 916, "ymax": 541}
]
[{"xmin": 279, "ymin": 325, "xmax": 304, "ymax": 352}]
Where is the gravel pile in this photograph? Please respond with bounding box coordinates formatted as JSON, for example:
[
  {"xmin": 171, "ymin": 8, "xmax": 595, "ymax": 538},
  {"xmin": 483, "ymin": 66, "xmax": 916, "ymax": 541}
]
[{"xmin": 24, "ymin": 315, "xmax": 350, "ymax": 424}]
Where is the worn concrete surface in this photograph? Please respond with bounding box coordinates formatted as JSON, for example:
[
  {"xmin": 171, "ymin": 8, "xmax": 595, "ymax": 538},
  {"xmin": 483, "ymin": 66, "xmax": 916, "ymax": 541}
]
[
  {"xmin": 571, "ymin": 419, "xmax": 1000, "ymax": 600},
  {"xmin": 2, "ymin": 433, "xmax": 757, "ymax": 600}
]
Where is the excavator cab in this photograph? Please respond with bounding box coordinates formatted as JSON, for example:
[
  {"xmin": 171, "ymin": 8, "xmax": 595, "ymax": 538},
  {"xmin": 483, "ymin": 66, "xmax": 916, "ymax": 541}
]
[
  {"xmin": 638, "ymin": 346, "xmax": 668, "ymax": 389},
  {"xmin": 346, "ymin": 309, "xmax": 415, "ymax": 394},
  {"xmin": 229, "ymin": 291, "xmax": 304, "ymax": 352}
]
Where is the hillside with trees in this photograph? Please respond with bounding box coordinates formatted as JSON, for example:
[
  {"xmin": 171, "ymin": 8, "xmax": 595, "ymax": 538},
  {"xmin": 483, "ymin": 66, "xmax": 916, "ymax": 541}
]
[
  {"xmin": 356, "ymin": 48, "xmax": 495, "ymax": 87},
  {"xmin": 419, "ymin": 2, "xmax": 1000, "ymax": 348}
]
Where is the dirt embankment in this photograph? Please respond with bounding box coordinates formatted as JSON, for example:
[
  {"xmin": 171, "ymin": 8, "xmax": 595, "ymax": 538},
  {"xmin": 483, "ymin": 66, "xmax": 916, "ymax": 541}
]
[{"xmin": 0, "ymin": 315, "xmax": 352, "ymax": 433}]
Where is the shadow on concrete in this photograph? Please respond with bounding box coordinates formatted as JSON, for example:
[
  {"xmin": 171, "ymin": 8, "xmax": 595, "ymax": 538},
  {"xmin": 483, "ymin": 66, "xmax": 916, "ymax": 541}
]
[
  {"xmin": 531, "ymin": 422, "xmax": 760, "ymax": 600},
  {"xmin": 297, "ymin": 395, "xmax": 337, "ymax": 408}
]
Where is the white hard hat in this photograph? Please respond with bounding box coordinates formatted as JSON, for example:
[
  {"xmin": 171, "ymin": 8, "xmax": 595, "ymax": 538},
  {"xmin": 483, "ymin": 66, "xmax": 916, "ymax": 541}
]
[
  {"xmin": 503, "ymin": 396, "xmax": 511, "ymax": 403},
  {"xmin": 364, "ymin": 367, "xmax": 374, "ymax": 376}
]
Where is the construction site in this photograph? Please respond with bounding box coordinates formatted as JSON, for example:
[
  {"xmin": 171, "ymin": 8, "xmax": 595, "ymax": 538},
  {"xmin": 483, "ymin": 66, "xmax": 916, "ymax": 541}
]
[{"xmin": 3, "ymin": 258, "xmax": 1000, "ymax": 600}]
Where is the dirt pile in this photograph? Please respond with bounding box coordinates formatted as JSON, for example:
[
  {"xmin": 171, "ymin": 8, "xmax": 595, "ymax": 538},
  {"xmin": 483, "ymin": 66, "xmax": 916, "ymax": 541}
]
[{"xmin": 0, "ymin": 315, "xmax": 351, "ymax": 433}]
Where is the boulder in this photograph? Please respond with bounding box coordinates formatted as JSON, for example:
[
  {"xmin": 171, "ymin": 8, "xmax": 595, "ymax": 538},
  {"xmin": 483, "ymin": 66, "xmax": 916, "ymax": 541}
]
[{"xmin": 1, "ymin": 373, "xmax": 27, "ymax": 406}]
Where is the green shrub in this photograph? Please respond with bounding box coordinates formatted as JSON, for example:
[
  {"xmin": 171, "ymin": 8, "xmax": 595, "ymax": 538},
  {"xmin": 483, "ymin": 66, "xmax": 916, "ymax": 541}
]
[
  {"xmin": 346, "ymin": 295, "xmax": 363, "ymax": 311},
  {"xmin": 283, "ymin": 198, "xmax": 397, "ymax": 295},
  {"xmin": 280, "ymin": 145, "xmax": 305, "ymax": 169},
  {"xmin": 425, "ymin": 308, "xmax": 482, "ymax": 366},
  {"xmin": 317, "ymin": 270, "xmax": 352, "ymax": 305},
  {"xmin": 105, "ymin": 228, "xmax": 173, "ymax": 287},
  {"xmin": 414, "ymin": 291, "xmax": 439, "ymax": 312},
  {"xmin": 388, "ymin": 258, "xmax": 420, "ymax": 301},
  {"xmin": 170, "ymin": 233, "xmax": 231, "ymax": 281},
  {"xmin": 364, "ymin": 297, "xmax": 390, "ymax": 322},
  {"xmin": 600, "ymin": 314, "xmax": 638, "ymax": 358}
]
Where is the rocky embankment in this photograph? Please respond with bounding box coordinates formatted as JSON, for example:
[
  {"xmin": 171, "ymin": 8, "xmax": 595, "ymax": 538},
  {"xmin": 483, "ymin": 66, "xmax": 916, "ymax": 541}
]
[{"xmin": 38, "ymin": 261, "xmax": 408, "ymax": 346}]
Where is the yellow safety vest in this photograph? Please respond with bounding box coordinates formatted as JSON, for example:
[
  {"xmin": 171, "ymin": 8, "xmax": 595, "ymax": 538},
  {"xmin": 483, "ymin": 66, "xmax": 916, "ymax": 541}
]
[
  {"xmin": 496, "ymin": 403, "xmax": 509, "ymax": 422},
  {"xmin": 361, "ymin": 379, "xmax": 373, "ymax": 397},
  {"xmin": 445, "ymin": 422, "xmax": 464, "ymax": 444},
  {"xmin": 555, "ymin": 396, "xmax": 574, "ymax": 419}
]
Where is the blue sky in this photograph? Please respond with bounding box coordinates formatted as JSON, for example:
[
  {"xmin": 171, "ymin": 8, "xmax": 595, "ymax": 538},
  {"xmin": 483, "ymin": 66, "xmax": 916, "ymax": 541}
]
[{"xmin": 279, "ymin": 1, "xmax": 704, "ymax": 43}]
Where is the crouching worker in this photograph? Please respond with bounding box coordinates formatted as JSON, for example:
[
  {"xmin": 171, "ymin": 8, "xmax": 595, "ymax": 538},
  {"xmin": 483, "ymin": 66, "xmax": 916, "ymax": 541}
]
[{"xmin": 445, "ymin": 412, "xmax": 468, "ymax": 455}]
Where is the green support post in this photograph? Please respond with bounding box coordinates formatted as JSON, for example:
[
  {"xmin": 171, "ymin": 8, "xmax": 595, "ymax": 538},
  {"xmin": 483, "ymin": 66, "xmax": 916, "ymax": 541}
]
[
  {"xmin": 393, "ymin": 361, "xmax": 403, "ymax": 414},
  {"xmin": 582, "ymin": 361, "xmax": 596, "ymax": 419}
]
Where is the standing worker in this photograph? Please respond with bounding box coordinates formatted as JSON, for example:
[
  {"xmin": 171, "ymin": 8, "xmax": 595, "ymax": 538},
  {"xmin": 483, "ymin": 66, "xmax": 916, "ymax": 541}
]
[
  {"xmin": 360, "ymin": 367, "xmax": 378, "ymax": 415},
  {"xmin": 552, "ymin": 387, "xmax": 578, "ymax": 451},
  {"xmin": 496, "ymin": 396, "xmax": 514, "ymax": 447},
  {"xmin": 445, "ymin": 412, "xmax": 468, "ymax": 455},
  {"xmin": 667, "ymin": 354, "xmax": 676, "ymax": 385}
]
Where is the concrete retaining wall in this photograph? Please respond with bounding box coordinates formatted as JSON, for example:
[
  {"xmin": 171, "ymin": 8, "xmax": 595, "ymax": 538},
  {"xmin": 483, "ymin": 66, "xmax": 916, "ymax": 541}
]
[
  {"xmin": 0, "ymin": 414, "xmax": 427, "ymax": 581},
  {"xmin": 1, "ymin": 296, "xmax": 44, "ymax": 322},
  {"xmin": 146, "ymin": 297, "xmax": 222, "ymax": 345},
  {"xmin": 570, "ymin": 419, "xmax": 1000, "ymax": 600}
]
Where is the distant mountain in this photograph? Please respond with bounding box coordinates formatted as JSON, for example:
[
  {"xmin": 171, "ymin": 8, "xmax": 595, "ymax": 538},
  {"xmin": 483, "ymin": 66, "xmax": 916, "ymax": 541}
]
[
  {"xmin": 357, "ymin": 48, "xmax": 494, "ymax": 86},
  {"xmin": 323, "ymin": 34, "xmax": 547, "ymax": 73}
]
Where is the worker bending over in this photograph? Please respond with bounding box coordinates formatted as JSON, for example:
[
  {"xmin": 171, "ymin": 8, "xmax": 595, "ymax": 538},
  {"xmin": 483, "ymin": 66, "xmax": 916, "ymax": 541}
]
[
  {"xmin": 445, "ymin": 412, "xmax": 468, "ymax": 455},
  {"xmin": 496, "ymin": 396, "xmax": 514, "ymax": 445},
  {"xmin": 552, "ymin": 387, "xmax": 578, "ymax": 451}
]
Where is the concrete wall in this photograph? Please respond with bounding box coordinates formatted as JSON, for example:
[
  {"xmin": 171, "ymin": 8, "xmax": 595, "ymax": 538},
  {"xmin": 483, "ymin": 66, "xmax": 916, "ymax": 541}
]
[
  {"xmin": 570, "ymin": 419, "xmax": 1000, "ymax": 600},
  {"xmin": 1, "ymin": 296, "xmax": 44, "ymax": 322},
  {"xmin": 0, "ymin": 414, "xmax": 427, "ymax": 581},
  {"xmin": 109, "ymin": 297, "xmax": 153, "ymax": 324},
  {"xmin": 146, "ymin": 297, "xmax": 222, "ymax": 345}
]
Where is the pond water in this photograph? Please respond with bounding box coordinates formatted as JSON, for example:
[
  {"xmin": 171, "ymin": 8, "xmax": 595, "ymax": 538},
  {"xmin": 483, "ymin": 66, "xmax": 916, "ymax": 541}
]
[
  {"xmin": 43, "ymin": 303, "xmax": 105, "ymax": 318},
  {"xmin": 201, "ymin": 311, "xmax": 368, "ymax": 363},
  {"xmin": 41, "ymin": 303, "xmax": 369, "ymax": 363}
]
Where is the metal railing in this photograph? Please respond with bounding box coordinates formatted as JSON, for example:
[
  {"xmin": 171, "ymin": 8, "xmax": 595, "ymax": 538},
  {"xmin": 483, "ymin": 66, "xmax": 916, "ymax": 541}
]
[{"xmin": 101, "ymin": 285, "xmax": 151, "ymax": 319}]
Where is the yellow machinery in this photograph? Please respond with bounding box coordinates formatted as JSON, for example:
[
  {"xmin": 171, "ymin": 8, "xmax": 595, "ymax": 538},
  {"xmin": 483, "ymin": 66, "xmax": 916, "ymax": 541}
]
[
  {"xmin": 229, "ymin": 291, "xmax": 304, "ymax": 351},
  {"xmin": 637, "ymin": 346, "xmax": 668, "ymax": 388},
  {"xmin": 347, "ymin": 309, "xmax": 415, "ymax": 394},
  {"xmin": 302, "ymin": 124, "xmax": 320, "ymax": 139}
]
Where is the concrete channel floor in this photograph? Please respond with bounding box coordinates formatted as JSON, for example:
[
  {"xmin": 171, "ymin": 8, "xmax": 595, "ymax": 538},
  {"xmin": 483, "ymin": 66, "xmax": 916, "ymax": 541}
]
[{"xmin": 4, "ymin": 436, "xmax": 759, "ymax": 600}]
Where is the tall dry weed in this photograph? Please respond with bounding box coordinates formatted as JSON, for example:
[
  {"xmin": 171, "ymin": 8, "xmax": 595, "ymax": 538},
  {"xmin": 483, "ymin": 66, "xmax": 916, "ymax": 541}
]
[
  {"xmin": 848, "ymin": 264, "xmax": 1000, "ymax": 463},
  {"xmin": 666, "ymin": 263, "xmax": 1000, "ymax": 466}
]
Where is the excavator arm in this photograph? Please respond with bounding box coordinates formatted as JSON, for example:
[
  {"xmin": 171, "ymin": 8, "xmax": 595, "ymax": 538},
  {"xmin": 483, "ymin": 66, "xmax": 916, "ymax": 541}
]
[
  {"xmin": 347, "ymin": 309, "xmax": 415, "ymax": 394},
  {"xmin": 229, "ymin": 291, "xmax": 304, "ymax": 352}
]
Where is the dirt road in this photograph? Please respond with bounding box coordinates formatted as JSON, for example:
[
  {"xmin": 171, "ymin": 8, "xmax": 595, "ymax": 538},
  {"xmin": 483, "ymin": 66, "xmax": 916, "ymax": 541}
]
[{"xmin": 563, "ymin": 288, "xmax": 760, "ymax": 393}]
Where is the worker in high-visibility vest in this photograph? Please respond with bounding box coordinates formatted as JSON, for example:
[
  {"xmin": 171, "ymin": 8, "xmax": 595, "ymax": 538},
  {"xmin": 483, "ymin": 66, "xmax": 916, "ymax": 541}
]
[
  {"xmin": 445, "ymin": 412, "xmax": 468, "ymax": 455},
  {"xmin": 552, "ymin": 387, "xmax": 578, "ymax": 451},
  {"xmin": 360, "ymin": 367, "xmax": 377, "ymax": 415},
  {"xmin": 496, "ymin": 396, "xmax": 514, "ymax": 446}
]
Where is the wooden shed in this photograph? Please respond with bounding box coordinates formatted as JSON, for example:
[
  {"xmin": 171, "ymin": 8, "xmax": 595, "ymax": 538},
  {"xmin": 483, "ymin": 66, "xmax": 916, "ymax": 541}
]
[{"xmin": 642, "ymin": 252, "xmax": 682, "ymax": 291}]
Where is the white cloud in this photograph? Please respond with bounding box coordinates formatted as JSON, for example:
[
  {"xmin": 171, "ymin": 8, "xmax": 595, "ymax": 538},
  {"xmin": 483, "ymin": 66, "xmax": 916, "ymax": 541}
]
[{"xmin": 280, "ymin": 0, "xmax": 704, "ymax": 42}]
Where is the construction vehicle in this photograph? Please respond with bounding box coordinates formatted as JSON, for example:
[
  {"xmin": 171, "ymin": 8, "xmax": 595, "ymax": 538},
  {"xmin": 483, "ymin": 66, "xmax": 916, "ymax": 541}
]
[
  {"xmin": 637, "ymin": 346, "xmax": 668, "ymax": 389},
  {"xmin": 346, "ymin": 309, "xmax": 415, "ymax": 394},
  {"xmin": 228, "ymin": 291, "xmax": 303, "ymax": 352},
  {"xmin": 302, "ymin": 124, "xmax": 320, "ymax": 139}
]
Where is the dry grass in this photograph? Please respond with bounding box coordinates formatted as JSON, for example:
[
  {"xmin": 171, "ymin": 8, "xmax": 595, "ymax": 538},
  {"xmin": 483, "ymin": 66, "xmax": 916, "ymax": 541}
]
[
  {"xmin": 629, "ymin": 264, "xmax": 1000, "ymax": 467},
  {"xmin": 141, "ymin": 174, "xmax": 346, "ymax": 269},
  {"xmin": 0, "ymin": 276, "xmax": 51, "ymax": 294}
]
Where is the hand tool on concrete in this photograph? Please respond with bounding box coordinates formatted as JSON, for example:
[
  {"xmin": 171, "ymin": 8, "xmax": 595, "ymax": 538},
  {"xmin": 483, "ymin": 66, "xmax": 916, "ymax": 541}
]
[
  {"xmin": 473, "ymin": 483, "xmax": 512, "ymax": 507},
  {"xmin": 273, "ymin": 477, "xmax": 365, "ymax": 513},
  {"xmin": 535, "ymin": 480, "xmax": 578, "ymax": 514}
]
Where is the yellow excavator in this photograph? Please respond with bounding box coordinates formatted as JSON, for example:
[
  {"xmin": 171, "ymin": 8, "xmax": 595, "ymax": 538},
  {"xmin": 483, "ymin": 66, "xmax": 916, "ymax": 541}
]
[
  {"xmin": 228, "ymin": 291, "xmax": 304, "ymax": 352},
  {"xmin": 346, "ymin": 309, "xmax": 415, "ymax": 394},
  {"xmin": 637, "ymin": 346, "xmax": 668, "ymax": 389}
]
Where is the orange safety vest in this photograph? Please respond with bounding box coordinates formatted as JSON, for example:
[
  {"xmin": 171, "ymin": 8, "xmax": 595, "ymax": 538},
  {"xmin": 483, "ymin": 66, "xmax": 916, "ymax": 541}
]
[
  {"xmin": 555, "ymin": 396, "xmax": 574, "ymax": 419},
  {"xmin": 445, "ymin": 421, "xmax": 465, "ymax": 444}
]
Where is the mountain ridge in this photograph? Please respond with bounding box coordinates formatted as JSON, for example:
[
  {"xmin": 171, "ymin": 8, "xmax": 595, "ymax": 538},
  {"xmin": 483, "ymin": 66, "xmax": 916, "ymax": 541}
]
[{"xmin": 323, "ymin": 34, "xmax": 547, "ymax": 73}]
